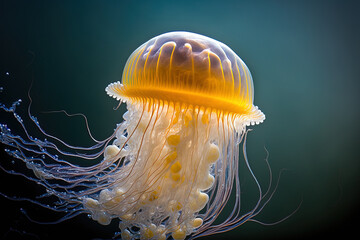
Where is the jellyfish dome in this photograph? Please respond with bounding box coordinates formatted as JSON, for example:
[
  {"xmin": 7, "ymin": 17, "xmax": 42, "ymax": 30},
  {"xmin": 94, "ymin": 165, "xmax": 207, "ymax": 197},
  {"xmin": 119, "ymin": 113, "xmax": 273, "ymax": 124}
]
[
  {"xmin": 107, "ymin": 31, "xmax": 264, "ymax": 123},
  {"xmin": 0, "ymin": 31, "xmax": 266, "ymax": 240}
]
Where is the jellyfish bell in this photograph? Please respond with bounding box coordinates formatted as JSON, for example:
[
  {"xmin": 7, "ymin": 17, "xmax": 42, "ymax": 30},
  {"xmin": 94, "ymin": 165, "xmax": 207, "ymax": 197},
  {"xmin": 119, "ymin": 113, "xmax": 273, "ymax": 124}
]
[
  {"xmin": 107, "ymin": 31, "xmax": 264, "ymax": 123},
  {"xmin": 0, "ymin": 31, "xmax": 267, "ymax": 240}
]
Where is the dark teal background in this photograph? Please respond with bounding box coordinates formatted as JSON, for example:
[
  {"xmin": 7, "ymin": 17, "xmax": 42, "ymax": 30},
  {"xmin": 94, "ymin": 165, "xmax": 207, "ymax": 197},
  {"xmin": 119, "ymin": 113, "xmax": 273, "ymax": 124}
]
[{"xmin": 0, "ymin": 0, "xmax": 359, "ymax": 239}]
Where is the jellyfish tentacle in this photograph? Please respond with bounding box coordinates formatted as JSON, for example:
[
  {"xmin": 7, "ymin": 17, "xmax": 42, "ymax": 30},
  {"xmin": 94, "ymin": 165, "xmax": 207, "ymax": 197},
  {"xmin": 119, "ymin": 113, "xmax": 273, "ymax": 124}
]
[
  {"xmin": 249, "ymin": 197, "xmax": 303, "ymax": 226},
  {"xmin": 1, "ymin": 94, "xmax": 125, "ymax": 222},
  {"xmin": 193, "ymin": 128, "xmax": 269, "ymax": 238},
  {"xmin": 40, "ymin": 110, "xmax": 102, "ymax": 143},
  {"xmin": 27, "ymin": 85, "xmax": 110, "ymax": 149},
  {"xmin": 20, "ymin": 207, "xmax": 83, "ymax": 225},
  {"xmin": 1, "ymin": 97, "xmax": 112, "ymax": 161}
]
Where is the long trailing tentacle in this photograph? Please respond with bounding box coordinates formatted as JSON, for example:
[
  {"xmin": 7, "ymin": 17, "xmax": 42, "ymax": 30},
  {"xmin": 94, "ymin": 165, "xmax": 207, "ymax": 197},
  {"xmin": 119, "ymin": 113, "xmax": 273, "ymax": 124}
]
[
  {"xmin": 0, "ymin": 85, "xmax": 127, "ymax": 223},
  {"xmin": 193, "ymin": 128, "xmax": 300, "ymax": 239}
]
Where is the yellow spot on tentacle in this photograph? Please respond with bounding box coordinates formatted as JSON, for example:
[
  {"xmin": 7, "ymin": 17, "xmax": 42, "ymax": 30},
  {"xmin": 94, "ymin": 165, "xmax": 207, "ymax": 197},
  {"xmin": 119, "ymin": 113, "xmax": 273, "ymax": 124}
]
[
  {"xmin": 114, "ymin": 188, "xmax": 124, "ymax": 201},
  {"xmin": 121, "ymin": 229, "xmax": 132, "ymax": 240},
  {"xmin": 170, "ymin": 161, "xmax": 182, "ymax": 173},
  {"xmin": 142, "ymin": 227, "xmax": 154, "ymax": 239},
  {"xmin": 149, "ymin": 190, "xmax": 159, "ymax": 201},
  {"xmin": 176, "ymin": 202, "xmax": 183, "ymax": 211},
  {"xmin": 95, "ymin": 211, "xmax": 111, "ymax": 225},
  {"xmin": 192, "ymin": 218, "xmax": 203, "ymax": 228},
  {"xmin": 189, "ymin": 191, "xmax": 209, "ymax": 212},
  {"xmin": 104, "ymin": 145, "xmax": 120, "ymax": 158},
  {"xmin": 171, "ymin": 173, "xmax": 181, "ymax": 182},
  {"xmin": 158, "ymin": 234, "xmax": 166, "ymax": 240},
  {"xmin": 199, "ymin": 174, "xmax": 215, "ymax": 190},
  {"xmin": 206, "ymin": 143, "xmax": 219, "ymax": 163},
  {"xmin": 99, "ymin": 189, "xmax": 111, "ymax": 203},
  {"xmin": 167, "ymin": 134, "xmax": 180, "ymax": 146},
  {"xmin": 121, "ymin": 213, "xmax": 135, "ymax": 221},
  {"xmin": 169, "ymin": 200, "xmax": 183, "ymax": 211},
  {"xmin": 172, "ymin": 228, "xmax": 186, "ymax": 240}
]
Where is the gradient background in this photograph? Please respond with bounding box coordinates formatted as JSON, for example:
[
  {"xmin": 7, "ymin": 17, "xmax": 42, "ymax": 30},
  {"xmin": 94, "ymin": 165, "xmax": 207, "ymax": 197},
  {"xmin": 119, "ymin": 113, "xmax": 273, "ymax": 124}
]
[{"xmin": 0, "ymin": 0, "xmax": 359, "ymax": 239}]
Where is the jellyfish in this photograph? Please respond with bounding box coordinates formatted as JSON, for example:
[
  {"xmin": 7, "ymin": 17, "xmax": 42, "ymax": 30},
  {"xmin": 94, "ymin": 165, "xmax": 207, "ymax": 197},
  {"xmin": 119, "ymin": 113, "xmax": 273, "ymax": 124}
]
[{"xmin": 0, "ymin": 32, "xmax": 267, "ymax": 239}]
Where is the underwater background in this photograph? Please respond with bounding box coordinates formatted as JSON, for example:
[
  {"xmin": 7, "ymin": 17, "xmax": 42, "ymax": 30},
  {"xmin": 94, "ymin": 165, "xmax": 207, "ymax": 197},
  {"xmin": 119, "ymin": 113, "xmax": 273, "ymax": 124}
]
[{"xmin": 0, "ymin": 0, "xmax": 359, "ymax": 239}]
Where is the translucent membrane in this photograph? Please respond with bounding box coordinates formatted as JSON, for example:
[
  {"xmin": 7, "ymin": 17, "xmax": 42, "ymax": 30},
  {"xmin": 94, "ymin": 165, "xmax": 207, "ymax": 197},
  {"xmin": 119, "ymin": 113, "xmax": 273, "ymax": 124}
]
[{"xmin": 106, "ymin": 31, "xmax": 265, "ymax": 123}]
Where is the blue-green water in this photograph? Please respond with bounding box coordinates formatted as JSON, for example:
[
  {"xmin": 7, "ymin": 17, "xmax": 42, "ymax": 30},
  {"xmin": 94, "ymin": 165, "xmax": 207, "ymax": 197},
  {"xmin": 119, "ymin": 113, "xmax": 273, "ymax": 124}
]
[{"xmin": 0, "ymin": 0, "xmax": 359, "ymax": 239}]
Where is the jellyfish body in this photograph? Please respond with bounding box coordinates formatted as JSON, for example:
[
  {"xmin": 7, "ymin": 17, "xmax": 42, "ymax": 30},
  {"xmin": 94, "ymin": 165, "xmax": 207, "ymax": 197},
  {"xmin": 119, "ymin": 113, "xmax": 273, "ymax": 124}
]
[{"xmin": 0, "ymin": 32, "xmax": 265, "ymax": 239}]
